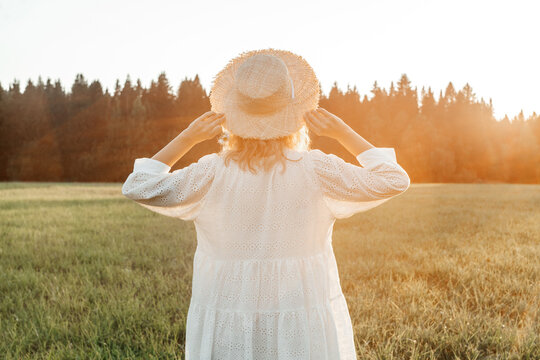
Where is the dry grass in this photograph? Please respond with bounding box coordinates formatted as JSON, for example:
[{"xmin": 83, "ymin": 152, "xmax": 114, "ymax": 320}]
[{"xmin": 0, "ymin": 182, "xmax": 538, "ymax": 359}]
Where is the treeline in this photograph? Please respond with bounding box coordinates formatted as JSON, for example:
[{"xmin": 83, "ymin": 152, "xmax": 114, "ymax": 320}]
[{"xmin": 0, "ymin": 73, "xmax": 538, "ymax": 183}]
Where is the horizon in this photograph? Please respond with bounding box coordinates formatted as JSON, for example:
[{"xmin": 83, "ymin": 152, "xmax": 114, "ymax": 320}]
[
  {"xmin": 2, "ymin": 71, "xmax": 531, "ymax": 123},
  {"xmin": 1, "ymin": 0, "xmax": 538, "ymax": 121}
]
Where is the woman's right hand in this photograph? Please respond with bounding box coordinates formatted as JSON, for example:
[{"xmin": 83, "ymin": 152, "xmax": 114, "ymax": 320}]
[
  {"xmin": 303, "ymin": 107, "xmax": 350, "ymax": 139},
  {"xmin": 184, "ymin": 111, "xmax": 225, "ymax": 144}
]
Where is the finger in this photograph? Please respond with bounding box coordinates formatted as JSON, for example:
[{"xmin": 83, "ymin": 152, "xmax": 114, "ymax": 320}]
[
  {"xmin": 196, "ymin": 113, "xmax": 214, "ymax": 123},
  {"xmin": 311, "ymin": 109, "xmax": 327, "ymax": 124},
  {"xmin": 304, "ymin": 114, "xmax": 321, "ymax": 135},
  {"xmin": 315, "ymin": 107, "xmax": 327, "ymax": 116},
  {"xmin": 319, "ymin": 107, "xmax": 337, "ymax": 119},
  {"xmin": 209, "ymin": 115, "xmax": 225, "ymax": 125},
  {"xmin": 211, "ymin": 125, "xmax": 222, "ymax": 136},
  {"xmin": 307, "ymin": 123, "xmax": 321, "ymax": 136},
  {"xmin": 201, "ymin": 111, "xmax": 216, "ymax": 120},
  {"xmin": 206, "ymin": 118, "xmax": 223, "ymax": 128},
  {"xmin": 305, "ymin": 110, "xmax": 316, "ymax": 119},
  {"xmin": 305, "ymin": 110, "xmax": 319, "ymax": 120},
  {"xmin": 202, "ymin": 112, "xmax": 218, "ymax": 121},
  {"xmin": 306, "ymin": 111, "xmax": 323, "ymax": 127},
  {"xmin": 304, "ymin": 112, "xmax": 316, "ymax": 124},
  {"xmin": 207, "ymin": 113, "xmax": 225, "ymax": 121},
  {"xmin": 318, "ymin": 108, "xmax": 335, "ymax": 119}
]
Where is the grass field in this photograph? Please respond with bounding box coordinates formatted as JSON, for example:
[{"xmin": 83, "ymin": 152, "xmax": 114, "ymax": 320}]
[{"xmin": 0, "ymin": 182, "xmax": 539, "ymax": 359}]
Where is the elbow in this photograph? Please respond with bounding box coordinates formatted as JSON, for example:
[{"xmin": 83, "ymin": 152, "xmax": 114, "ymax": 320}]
[
  {"xmin": 121, "ymin": 180, "xmax": 162, "ymax": 203},
  {"xmin": 391, "ymin": 168, "xmax": 411, "ymax": 195},
  {"xmin": 121, "ymin": 180, "xmax": 138, "ymax": 200},
  {"xmin": 398, "ymin": 170, "xmax": 411, "ymax": 193},
  {"xmin": 121, "ymin": 182, "xmax": 132, "ymax": 198},
  {"xmin": 378, "ymin": 169, "xmax": 411, "ymax": 198},
  {"xmin": 366, "ymin": 162, "xmax": 410, "ymax": 197},
  {"xmin": 121, "ymin": 173, "xmax": 151, "ymax": 200}
]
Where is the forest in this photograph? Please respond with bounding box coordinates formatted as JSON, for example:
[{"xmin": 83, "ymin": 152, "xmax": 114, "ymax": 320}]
[{"xmin": 0, "ymin": 73, "xmax": 538, "ymax": 183}]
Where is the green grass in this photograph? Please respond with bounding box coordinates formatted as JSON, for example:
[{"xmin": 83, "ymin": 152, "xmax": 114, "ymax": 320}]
[{"xmin": 1, "ymin": 182, "xmax": 539, "ymax": 359}]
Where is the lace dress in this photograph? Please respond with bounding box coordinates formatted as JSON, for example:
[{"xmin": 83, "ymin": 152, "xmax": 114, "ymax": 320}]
[{"xmin": 122, "ymin": 147, "xmax": 410, "ymax": 360}]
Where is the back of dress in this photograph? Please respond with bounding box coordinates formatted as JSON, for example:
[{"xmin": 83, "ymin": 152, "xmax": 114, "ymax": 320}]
[
  {"xmin": 122, "ymin": 146, "xmax": 410, "ymax": 360},
  {"xmin": 194, "ymin": 148, "xmax": 334, "ymax": 260}
]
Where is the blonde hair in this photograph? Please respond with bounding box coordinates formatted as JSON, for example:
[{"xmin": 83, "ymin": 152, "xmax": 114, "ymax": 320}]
[{"xmin": 218, "ymin": 125, "xmax": 311, "ymax": 174}]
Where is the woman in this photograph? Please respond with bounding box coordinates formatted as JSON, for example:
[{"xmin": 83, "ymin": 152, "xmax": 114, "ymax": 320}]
[{"xmin": 122, "ymin": 48, "xmax": 410, "ymax": 359}]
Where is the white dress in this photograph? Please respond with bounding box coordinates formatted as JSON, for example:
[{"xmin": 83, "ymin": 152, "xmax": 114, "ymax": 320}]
[{"xmin": 122, "ymin": 147, "xmax": 410, "ymax": 360}]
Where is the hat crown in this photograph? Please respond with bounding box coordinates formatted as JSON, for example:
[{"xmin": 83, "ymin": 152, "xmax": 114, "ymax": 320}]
[
  {"xmin": 235, "ymin": 54, "xmax": 292, "ymax": 100},
  {"xmin": 209, "ymin": 48, "xmax": 320, "ymax": 139}
]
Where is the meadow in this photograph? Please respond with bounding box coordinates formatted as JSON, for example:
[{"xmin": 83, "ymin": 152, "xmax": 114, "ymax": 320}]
[{"xmin": 0, "ymin": 182, "xmax": 538, "ymax": 359}]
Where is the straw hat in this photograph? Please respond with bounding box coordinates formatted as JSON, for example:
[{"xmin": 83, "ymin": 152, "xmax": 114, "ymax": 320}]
[{"xmin": 209, "ymin": 48, "xmax": 320, "ymax": 140}]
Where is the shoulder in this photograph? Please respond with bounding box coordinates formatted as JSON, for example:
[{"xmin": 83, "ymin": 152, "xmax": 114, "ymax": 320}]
[
  {"xmin": 300, "ymin": 149, "xmax": 345, "ymax": 177},
  {"xmin": 306, "ymin": 149, "xmax": 345, "ymax": 165},
  {"xmin": 307, "ymin": 149, "xmax": 330, "ymax": 158},
  {"xmin": 306, "ymin": 148, "xmax": 343, "ymax": 158},
  {"xmin": 198, "ymin": 153, "xmax": 221, "ymax": 170},
  {"xmin": 180, "ymin": 153, "xmax": 220, "ymax": 172},
  {"xmin": 302, "ymin": 149, "xmax": 327, "ymax": 162},
  {"xmin": 198, "ymin": 152, "xmax": 220, "ymax": 163}
]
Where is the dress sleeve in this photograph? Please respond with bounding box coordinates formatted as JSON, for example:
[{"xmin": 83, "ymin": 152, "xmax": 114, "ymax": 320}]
[
  {"xmin": 308, "ymin": 147, "xmax": 410, "ymax": 219},
  {"xmin": 121, "ymin": 153, "xmax": 219, "ymax": 221}
]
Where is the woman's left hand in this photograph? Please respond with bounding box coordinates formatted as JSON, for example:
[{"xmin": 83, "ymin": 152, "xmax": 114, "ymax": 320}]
[{"xmin": 184, "ymin": 111, "xmax": 226, "ymax": 143}]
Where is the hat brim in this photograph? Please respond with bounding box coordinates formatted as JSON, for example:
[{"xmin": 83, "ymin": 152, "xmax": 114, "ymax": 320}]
[{"xmin": 210, "ymin": 48, "xmax": 320, "ymax": 140}]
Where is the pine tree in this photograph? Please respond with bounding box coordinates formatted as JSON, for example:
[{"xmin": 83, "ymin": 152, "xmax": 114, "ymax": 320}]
[{"xmin": 176, "ymin": 74, "xmax": 210, "ymax": 117}]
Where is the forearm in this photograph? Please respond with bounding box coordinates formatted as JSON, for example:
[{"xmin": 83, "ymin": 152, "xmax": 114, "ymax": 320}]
[
  {"xmin": 151, "ymin": 131, "xmax": 198, "ymax": 168},
  {"xmin": 335, "ymin": 125, "xmax": 375, "ymax": 158}
]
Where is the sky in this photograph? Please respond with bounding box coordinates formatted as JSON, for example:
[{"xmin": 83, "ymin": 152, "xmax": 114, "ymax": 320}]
[{"xmin": 0, "ymin": 0, "xmax": 538, "ymax": 120}]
